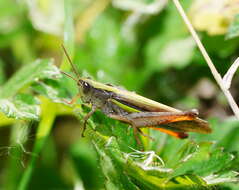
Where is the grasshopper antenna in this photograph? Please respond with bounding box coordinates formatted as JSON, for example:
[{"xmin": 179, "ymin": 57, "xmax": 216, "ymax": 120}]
[
  {"xmin": 60, "ymin": 71, "xmax": 78, "ymax": 82},
  {"xmin": 61, "ymin": 44, "xmax": 80, "ymax": 78}
]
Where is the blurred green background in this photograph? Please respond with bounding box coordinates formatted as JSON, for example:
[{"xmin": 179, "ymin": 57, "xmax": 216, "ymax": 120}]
[{"xmin": 0, "ymin": 0, "xmax": 239, "ymax": 189}]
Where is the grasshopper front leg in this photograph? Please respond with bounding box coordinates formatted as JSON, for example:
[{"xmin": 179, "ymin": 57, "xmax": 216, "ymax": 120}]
[
  {"xmin": 63, "ymin": 93, "xmax": 81, "ymax": 105},
  {"xmin": 82, "ymin": 106, "xmax": 97, "ymax": 137}
]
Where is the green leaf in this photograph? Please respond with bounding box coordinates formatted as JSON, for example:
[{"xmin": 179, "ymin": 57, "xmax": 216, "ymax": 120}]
[
  {"xmin": 170, "ymin": 174, "xmax": 207, "ymax": 186},
  {"xmin": 202, "ymin": 34, "xmax": 239, "ymax": 58},
  {"xmin": 215, "ymin": 119, "xmax": 239, "ymax": 152},
  {"xmin": 170, "ymin": 142, "xmax": 237, "ymax": 184},
  {"xmin": 0, "ymin": 94, "xmax": 40, "ymax": 120},
  {"xmin": 95, "ymin": 142, "xmax": 138, "ymax": 190},
  {"xmin": 70, "ymin": 140, "xmax": 104, "ymax": 190},
  {"xmin": 61, "ymin": 0, "xmax": 75, "ymax": 71},
  {"xmin": 226, "ymin": 14, "xmax": 239, "ymax": 39},
  {"xmin": 220, "ymin": 182, "xmax": 239, "ymax": 190},
  {"xmin": 191, "ymin": 118, "xmax": 239, "ymax": 152},
  {"xmin": 82, "ymin": 119, "xmax": 232, "ymax": 189},
  {"xmin": 0, "ymin": 59, "xmax": 60, "ymax": 120},
  {"xmin": 203, "ymin": 171, "xmax": 239, "ymax": 185},
  {"xmin": 159, "ymin": 37, "xmax": 196, "ymax": 69},
  {"xmin": 0, "ymin": 59, "xmax": 60, "ymax": 98},
  {"xmin": 75, "ymin": 10, "xmax": 137, "ymax": 84},
  {"xmin": 31, "ymin": 78, "xmax": 74, "ymax": 103},
  {"xmin": 0, "ymin": 58, "xmax": 6, "ymax": 85},
  {"xmin": 145, "ymin": 0, "xmax": 194, "ymax": 71}
]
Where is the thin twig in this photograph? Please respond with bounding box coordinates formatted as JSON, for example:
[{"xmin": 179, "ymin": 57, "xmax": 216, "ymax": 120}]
[
  {"xmin": 223, "ymin": 57, "xmax": 239, "ymax": 90},
  {"xmin": 172, "ymin": 0, "xmax": 239, "ymax": 119}
]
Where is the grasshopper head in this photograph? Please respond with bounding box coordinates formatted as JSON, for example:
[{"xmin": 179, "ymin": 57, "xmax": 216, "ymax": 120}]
[
  {"xmin": 77, "ymin": 79, "xmax": 91, "ymax": 94},
  {"xmin": 77, "ymin": 79, "xmax": 93, "ymax": 103}
]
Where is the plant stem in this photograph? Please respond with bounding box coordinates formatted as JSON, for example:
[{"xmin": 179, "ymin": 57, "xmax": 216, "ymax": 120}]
[
  {"xmin": 172, "ymin": 0, "xmax": 239, "ymax": 119},
  {"xmin": 18, "ymin": 99, "xmax": 56, "ymax": 190}
]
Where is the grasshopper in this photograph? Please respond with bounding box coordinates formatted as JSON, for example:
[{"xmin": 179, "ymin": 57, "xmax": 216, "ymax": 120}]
[{"xmin": 61, "ymin": 45, "xmax": 211, "ymax": 145}]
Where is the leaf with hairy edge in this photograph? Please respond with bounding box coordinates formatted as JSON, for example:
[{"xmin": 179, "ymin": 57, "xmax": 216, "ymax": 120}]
[
  {"xmin": 31, "ymin": 78, "xmax": 74, "ymax": 104},
  {"xmin": 0, "ymin": 59, "xmax": 60, "ymax": 120},
  {"xmin": 0, "ymin": 59, "xmax": 60, "ymax": 98},
  {"xmin": 168, "ymin": 142, "xmax": 238, "ymax": 185},
  {"xmin": 0, "ymin": 94, "xmax": 40, "ymax": 120},
  {"xmin": 78, "ymin": 107, "xmax": 239, "ymax": 189}
]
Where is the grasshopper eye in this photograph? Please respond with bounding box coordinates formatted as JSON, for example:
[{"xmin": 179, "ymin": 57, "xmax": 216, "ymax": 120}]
[
  {"xmin": 82, "ymin": 81, "xmax": 89, "ymax": 88},
  {"xmin": 83, "ymin": 82, "xmax": 90, "ymax": 93},
  {"xmin": 78, "ymin": 80, "xmax": 91, "ymax": 93}
]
